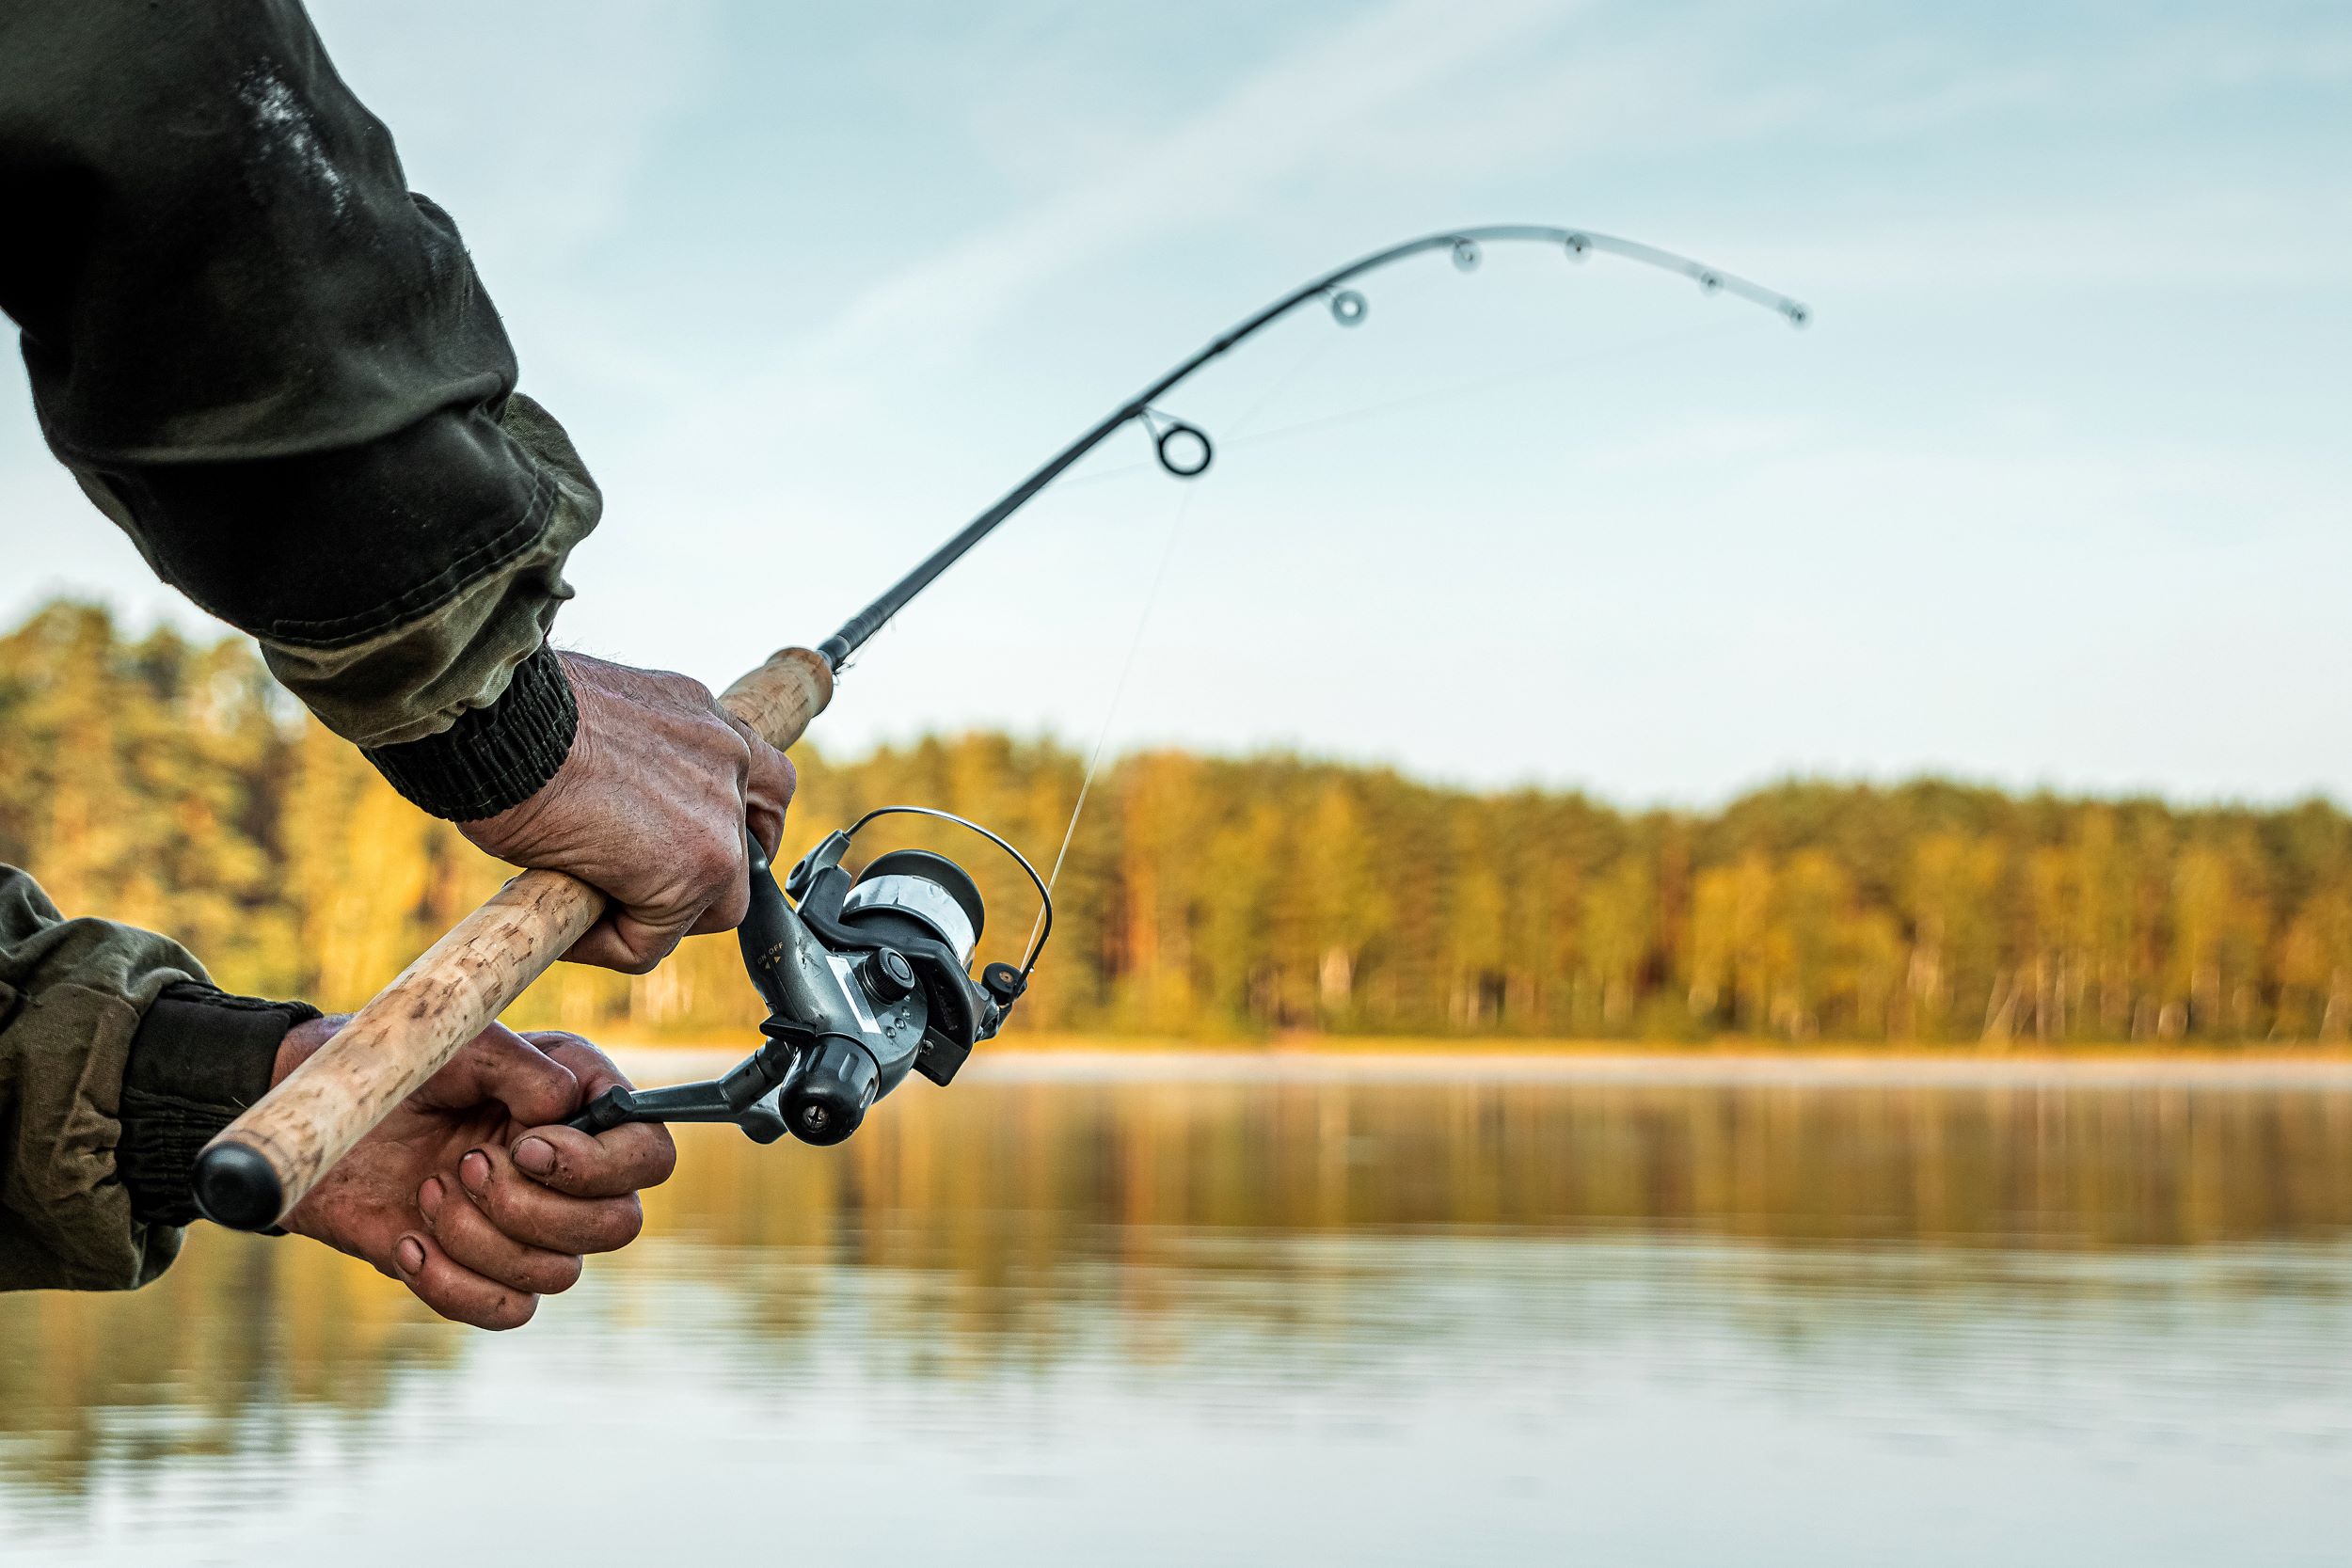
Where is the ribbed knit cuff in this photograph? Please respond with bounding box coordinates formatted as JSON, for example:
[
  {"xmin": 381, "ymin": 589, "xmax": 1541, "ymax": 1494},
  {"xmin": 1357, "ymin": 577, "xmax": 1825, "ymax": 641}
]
[
  {"xmin": 361, "ymin": 642, "xmax": 578, "ymax": 821},
  {"xmin": 121, "ymin": 983, "xmax": 321, "ymax": 1227}
]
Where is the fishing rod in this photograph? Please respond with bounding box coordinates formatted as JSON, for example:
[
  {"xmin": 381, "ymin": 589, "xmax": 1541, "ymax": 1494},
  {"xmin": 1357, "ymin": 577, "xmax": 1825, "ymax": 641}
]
[
  {"xmin": 818, "ymin": 224, "xmax": 1807, "ymax": 672},
  {"xmin": 192, "ymin": 224, "xmax": 1808, "ymax": 1229}
]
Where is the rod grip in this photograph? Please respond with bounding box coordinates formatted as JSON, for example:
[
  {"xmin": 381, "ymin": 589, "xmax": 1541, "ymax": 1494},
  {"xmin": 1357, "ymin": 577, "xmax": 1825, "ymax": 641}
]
[
  {"xmin": 192, "ymin": 646, "xmax": 835, "ymax": 1231},
  {"xmin": 719, "ymin": 645, "xmax": 834, "ymax": 753}
]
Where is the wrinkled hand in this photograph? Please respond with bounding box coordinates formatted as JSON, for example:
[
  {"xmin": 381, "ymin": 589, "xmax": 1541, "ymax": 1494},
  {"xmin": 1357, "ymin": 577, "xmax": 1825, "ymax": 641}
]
[
  {"xmin": 275, "ymin": 1016, "xmax": 677, "ymax": 1330},
  {"xmin": 461, "ymin": 651, "xmax": 797, "ymax": 972}
]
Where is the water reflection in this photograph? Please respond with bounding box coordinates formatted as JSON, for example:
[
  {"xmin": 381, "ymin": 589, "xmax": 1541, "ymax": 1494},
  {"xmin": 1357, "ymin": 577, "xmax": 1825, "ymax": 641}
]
[{"xmin": 5, "ymin": 1062, "xmax": 2350, "ymax": 1565}]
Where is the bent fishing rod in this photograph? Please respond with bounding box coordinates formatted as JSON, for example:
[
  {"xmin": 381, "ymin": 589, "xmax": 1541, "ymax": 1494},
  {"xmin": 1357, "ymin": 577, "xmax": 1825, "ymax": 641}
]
[{"xmin": 193, "ymin": 224, "xmax": 1808, "ymax": 1230}]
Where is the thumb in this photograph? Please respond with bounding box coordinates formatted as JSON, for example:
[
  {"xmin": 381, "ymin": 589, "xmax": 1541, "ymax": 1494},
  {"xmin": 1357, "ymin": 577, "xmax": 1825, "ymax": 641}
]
[{"xmin": 420, "ymin": 1022, "xmax": 582, "ymax": 1127}]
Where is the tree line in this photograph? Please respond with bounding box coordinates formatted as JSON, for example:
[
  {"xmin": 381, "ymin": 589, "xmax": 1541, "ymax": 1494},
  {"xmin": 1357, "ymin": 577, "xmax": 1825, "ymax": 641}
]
[{"xmin": 3, "ymin": 599, "xmax": 2347, "ymax": 1045}]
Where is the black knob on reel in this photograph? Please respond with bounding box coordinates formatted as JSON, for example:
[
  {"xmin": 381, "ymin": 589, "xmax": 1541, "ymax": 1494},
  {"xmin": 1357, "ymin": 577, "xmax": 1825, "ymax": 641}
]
[{"xmin": 783, "ymin": 1036, "xmax": 880, "ymax": 1146}]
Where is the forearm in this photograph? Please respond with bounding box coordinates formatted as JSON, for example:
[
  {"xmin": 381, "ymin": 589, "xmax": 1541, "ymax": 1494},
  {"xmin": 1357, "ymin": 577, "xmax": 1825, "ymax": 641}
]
[
  {"xmin": 2, "ymin": 0, "xmax": 598, "ymax": 819},
  {"xmin": 0, "ymin": 867, "xmax": 315, "ymax": 1291}
]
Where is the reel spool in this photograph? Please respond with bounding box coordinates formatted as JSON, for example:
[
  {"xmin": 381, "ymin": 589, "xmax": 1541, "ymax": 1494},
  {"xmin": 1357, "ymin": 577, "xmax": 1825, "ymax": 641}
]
[{"xmin": 841, "ymin": 849, "xmax": 986, "ymax": 965}]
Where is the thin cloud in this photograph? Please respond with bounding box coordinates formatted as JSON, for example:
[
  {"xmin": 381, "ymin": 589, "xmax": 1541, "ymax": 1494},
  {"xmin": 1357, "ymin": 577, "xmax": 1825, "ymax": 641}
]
[
  {"xmin": 782, "ymin": 0, "xmax": 1578, "ymax": 379},
  {"xmin": 1751, "ymin": 186, "xmax": 2352, "ymax": 293},
  {"xmin": 308, "ymin": 0, "xmax": 719, "ymax": 277}
]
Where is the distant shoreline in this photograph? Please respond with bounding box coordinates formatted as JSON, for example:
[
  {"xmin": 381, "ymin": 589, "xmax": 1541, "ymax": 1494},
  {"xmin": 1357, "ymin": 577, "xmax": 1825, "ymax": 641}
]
[{"xmin": 608, "ymin": 1038, "xmax": 2352, "ymax": 1088}]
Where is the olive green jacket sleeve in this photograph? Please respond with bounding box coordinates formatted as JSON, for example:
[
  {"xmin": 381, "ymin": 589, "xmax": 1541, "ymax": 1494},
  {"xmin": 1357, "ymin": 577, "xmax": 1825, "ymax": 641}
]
[
  {"xmin": 0, "ymin": 3, "xmax": 618, "ymax": 1291},
  {"xmin": 1, "ymin": 0, "xmax": 601, "ymax": 822},
  {"xmin": 1, "ymin": 867, "xmax": 201, "ymax": 1291},
  {"xmin": 0, "ymin": 866, "xmax": 316, "ymax": 1291}
]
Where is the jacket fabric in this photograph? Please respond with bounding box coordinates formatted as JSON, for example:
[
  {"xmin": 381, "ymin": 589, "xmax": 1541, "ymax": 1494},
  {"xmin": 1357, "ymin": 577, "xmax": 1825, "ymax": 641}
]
[
  {"xmin": 0, "ymin": 870, "xmax": 318, "ymax": 1289},
  {"xmin": 1, "ymin": 1, "xmax": 597, "ymax": 1286}
]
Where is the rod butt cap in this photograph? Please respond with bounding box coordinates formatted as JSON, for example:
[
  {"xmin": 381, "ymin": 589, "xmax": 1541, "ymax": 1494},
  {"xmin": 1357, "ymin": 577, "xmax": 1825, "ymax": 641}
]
[{"xmin": 195, "ymin": 1142, "xmax": 285, "ymax": 1231}]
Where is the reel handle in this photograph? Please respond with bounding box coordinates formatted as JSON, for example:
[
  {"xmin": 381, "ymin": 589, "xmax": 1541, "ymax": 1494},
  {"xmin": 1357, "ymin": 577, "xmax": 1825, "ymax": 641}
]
[{"xmin": 189, "ymin": 646, "xmax": 834, "ymax": 1232}]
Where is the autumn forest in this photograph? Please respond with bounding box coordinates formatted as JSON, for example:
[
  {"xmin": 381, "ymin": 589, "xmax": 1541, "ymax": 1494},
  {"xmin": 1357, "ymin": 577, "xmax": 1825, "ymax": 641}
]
[{"xmin": 3, "ymin": 600, "xmax": 2347, "ymax": 1047}]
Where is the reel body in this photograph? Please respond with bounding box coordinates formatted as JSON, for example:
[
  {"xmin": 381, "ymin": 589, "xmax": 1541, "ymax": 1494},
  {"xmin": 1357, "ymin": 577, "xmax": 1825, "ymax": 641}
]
[{"xmin": 567, "ymin": 808, "xmax": 1047, "ymax": 1147}]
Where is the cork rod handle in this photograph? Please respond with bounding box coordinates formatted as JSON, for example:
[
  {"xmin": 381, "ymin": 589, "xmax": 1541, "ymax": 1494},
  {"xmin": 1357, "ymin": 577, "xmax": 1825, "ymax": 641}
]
[{"xmin": 192, "ymin": 647, "xmax": 835, "ymax": 1231}]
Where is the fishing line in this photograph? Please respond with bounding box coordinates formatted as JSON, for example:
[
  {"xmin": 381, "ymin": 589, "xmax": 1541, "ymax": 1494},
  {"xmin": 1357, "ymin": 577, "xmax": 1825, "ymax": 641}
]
[
  {"xmin": 1010, "ymin": 304, "xmax": 1354, "ymax": 927},
  {"xmin": 1018, "ymin": 315, "xmax": 1758, "ymax": 951},
  {"xmin": 1025, "ymin": 481, "xmax": 1199, "ymax": 954},
  {"xmin": 1010, "ymin": 291, "xmax": 1362, "ymax": 951}
]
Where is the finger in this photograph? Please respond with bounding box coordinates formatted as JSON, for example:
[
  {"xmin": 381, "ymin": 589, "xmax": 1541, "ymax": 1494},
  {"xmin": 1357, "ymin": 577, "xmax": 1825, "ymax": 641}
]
[
  {"xmin": 729, "ymin": 718, "xmax": 798, "ymax": 859},
  {"xmin": 419, "ymin": 1022, "xmax": 580, "ymax": 1127},
  {"xmin": 747, "ymin": 793, "xmax": 787, "ymax": 863},
  {"xmin": 524, "ymin": 1033, "xmax": 681, "ymax": 1192},
  {"xmin": 387, "ymin": 1227, "xmax": 539, "ymax": 1331},
  {"xmin": 417, "ymin": 1174, "xmax": 583, "ymax": 1296},
  {"xmin": 685, "ymin": 845, "xmax": 752, "ymax": 936},
  {"xmin": 526, "ymin": 1029, "xmax": 627, "ymax": 1094},
  {"xmin": 456, "ymin": 1142, "xmax": 645, "ymax": 1255},
  {"xmin": 564, "ymin": 907, "xmax": 696, "ymax": 974},
  {"xmin": 570, "ymin": 822, "xmax": 746, "ymax": 963},
  {"xmin": 511, "ymin": 1120, "xmax": 676, "ymax": 1203}
]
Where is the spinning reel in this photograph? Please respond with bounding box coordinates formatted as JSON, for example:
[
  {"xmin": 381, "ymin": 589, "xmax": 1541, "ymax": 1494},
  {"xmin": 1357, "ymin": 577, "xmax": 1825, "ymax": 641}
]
[{"xmin": 567, "ymin": 807, "xmax": 1050, "ymax": 1146}]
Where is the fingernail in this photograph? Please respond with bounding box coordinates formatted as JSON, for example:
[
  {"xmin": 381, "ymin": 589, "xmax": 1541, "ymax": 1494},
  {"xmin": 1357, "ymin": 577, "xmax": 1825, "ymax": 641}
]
[
  {"xmin": 460, "ymin": 1149, "xmax": 492, "ymax": 1194},
  {"xmin": 419, "ymin": 1177, "xmax": 444, "ymax": 1222},
  {"xmin": 514, "ymin": 1136, "xmax": 556, "ymax": 1178},
  {"xmin": 395, "ymin": 1236, "xmax": 426, "ymax": 1275}
]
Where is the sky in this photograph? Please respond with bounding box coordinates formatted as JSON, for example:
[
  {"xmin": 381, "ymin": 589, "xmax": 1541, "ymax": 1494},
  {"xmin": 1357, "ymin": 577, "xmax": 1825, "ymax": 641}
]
[{"xmin": 4, "ymin": 0, "xmax": 2346, "ymax": 807}]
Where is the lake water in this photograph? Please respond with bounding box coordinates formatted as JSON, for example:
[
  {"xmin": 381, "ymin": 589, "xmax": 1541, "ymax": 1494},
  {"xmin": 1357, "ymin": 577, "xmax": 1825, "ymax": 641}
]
[{"xmin": 5, "ymin": 1053, "xmax": 2350, "ymax": 1566}]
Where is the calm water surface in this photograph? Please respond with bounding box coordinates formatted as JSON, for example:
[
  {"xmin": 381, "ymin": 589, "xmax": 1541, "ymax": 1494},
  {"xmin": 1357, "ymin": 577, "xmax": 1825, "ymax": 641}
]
[{"xmin": 4, "ymin": 1053, "xmax": 2349, "ymax": 1566}]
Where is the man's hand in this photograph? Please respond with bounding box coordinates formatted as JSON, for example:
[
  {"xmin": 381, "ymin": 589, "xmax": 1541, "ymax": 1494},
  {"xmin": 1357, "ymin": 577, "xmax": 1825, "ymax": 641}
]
[
  {"xmin": 274, "ymin": 1015, "xmax": 677, "ymax": 1330},
  {"xmin": 462, "ymin": 652, "xmax": 797, "ymax": 972}
]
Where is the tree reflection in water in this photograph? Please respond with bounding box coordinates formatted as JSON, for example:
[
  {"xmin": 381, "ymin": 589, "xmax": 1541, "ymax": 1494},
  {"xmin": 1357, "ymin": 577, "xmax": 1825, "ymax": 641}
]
[{"xmin": 4, "ymin": 1069, "xmax": 2349, "ymax": 1508}]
